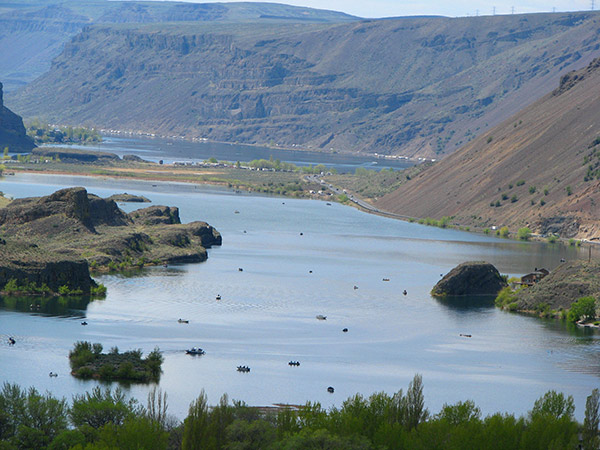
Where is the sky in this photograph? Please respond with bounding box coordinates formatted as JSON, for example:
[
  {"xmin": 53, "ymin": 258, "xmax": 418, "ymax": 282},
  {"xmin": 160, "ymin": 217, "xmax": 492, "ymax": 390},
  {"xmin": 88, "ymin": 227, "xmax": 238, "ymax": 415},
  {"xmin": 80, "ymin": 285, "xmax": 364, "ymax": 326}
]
[{"xmin": 169, "ymin": 0, "xmax": 595, "ymax": 18}]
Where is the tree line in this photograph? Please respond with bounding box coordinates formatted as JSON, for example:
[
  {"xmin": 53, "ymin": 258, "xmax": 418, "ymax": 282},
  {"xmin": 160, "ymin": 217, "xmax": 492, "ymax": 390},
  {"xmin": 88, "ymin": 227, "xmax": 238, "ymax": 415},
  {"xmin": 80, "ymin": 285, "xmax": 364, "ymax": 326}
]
[{"xmin": 0, "ymin": 375, "xmax": 598, "ymax": 449}]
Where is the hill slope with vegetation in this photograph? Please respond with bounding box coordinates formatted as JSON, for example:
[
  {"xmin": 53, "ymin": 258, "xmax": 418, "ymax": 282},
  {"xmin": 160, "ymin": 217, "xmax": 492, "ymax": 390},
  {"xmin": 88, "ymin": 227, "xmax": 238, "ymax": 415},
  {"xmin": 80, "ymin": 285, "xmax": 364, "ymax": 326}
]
[
  {"xmin": 8, "ymin": 11, "xmax": 600, "ymax": 158},
  {"xmin": 376, "ymin": 57, "xmax": 600, "ymax": 240}
]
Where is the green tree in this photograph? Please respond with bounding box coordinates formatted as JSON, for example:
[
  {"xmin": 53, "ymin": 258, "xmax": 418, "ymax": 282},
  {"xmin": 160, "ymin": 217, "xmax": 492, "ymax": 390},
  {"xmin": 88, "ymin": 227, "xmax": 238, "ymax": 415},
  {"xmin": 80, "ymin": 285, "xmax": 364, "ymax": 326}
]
[
  {"xmin": 530, "ymin": 391, "xmax": 575, "ymax": 420},
  {"xmin": 404, "ymin": 374, "xmax": 428, "ymax": 430},
  {"xmin": 583, "ymin": 389, "xmax": 600, "ymax": 450},
  {"xmin": 567, "ymin": 296, "xmax": 597, "ymax": 323},
  {"xmin": 498, "ymin": 226, "xmax": 510, "ymax": 238},
  {"xmin": 182, "ymin": 390, "xmax": 211, "ymax": 449},
  {"xmin": 436, "ymin": 400, "xmax": 481, "ymax": 426},
  {"xmin": 70, "ymin": 387, "xmax": 138, "ymax": 429},
  {"xmin": 517, "ymin": 227, "xmax": 531, "ymax": 240}
]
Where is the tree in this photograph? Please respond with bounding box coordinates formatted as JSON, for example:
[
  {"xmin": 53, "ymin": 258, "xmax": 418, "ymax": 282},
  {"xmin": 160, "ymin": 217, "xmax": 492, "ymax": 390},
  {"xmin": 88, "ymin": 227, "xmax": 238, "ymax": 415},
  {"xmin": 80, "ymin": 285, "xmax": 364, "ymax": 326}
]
[
  {"xmin": 182, "ymin": 390, "xmax": 211, "ymax": 449},
  {"xmin": 583, "ymin": 389, "xmax": 600, "ymax": 450},
  {"xmin": 404, "ymin": 374, "xmax": 428, "ymax": 430},
  {"xmin": 567, "ymin": 296, "xmax": 597, "ymax": 323},
  {"xmin": 70, "ymin": 387, "xmax": 138, "ymax": 429},
  {"xmin": 436, "ymin": 400, "xmax": 481, "ymax": 426},
  {"xmin": 517, "ymin": 227, "xmax": 531, "ymax": 240},
  {"xmin": 530, "ymin": 390, "xmax": 575, "ymax": 420}
]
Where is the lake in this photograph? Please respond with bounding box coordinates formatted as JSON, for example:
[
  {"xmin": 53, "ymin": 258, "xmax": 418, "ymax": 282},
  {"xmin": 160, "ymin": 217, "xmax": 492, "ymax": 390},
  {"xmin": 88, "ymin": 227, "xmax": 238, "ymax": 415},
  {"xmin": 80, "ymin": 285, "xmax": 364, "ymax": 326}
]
[
  {"xmin": 0, "ymin": 173, "xmax": 598, "ymax": 421},
  {"xmin": 42, "ymin": 134, "xmax": 415, "ymax": 173}
]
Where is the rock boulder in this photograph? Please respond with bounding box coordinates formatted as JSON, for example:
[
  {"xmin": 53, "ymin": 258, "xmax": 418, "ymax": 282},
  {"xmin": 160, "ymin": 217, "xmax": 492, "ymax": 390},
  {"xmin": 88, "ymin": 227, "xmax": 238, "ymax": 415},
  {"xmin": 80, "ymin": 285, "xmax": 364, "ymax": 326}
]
[{"xmin": 431, "ymin": 261, "xmax": 507, "ymax": 297}]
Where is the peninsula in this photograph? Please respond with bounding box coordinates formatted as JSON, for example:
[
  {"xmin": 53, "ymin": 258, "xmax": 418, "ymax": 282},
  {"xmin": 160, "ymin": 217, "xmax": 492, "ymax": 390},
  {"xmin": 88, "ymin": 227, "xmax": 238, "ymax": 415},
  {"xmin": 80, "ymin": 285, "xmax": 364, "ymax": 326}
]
[{"xmin": 0, "ymin": 187, "xmax": 221, "ymax": 295}]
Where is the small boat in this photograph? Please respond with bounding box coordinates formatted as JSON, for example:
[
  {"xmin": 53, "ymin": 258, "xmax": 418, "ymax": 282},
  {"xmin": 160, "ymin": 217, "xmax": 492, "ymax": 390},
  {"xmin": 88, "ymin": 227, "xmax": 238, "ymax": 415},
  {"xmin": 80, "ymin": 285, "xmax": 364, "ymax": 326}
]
[
  {"xmin": 342, "ymin": 328, "xmax": 348, "ymax": 333},
  {"xmin": 238, "ymin": 268, "xmax": 243, "ymax": 272},
  {"xmin": 8, "ymin": 337, "xmax": 15, "ymax": 345},
  {"xmin": 216, "ymin": 294, "xmax": 222, "ymax": 300},
  {"xmin": 186, "ymin": 347, "xmax": 206, "ymax": 355},
  {"xmin": 316, "ymin": 315, "xmax": 327, "ymax": 320},
  {"xmin": 353, "ymin": 285, "xmax": 358, "ymax": 290},
  {"xmin": 326, "ymin": 203, "xmax": 332, "ymax": 206},
  {"xmin": 237, "ymin": 365, "xmax": 250, "ymax": 372},
  {"xmin": 178, "ymin": 318, "xmax": 189, "ymax": 324},
  {"xmin": 300, "ymin": 232, "xmax": 303, "ymax": 236},
  {"xmin": 459, "ymin": 334, "xmax": 472, "ymax": 338},
  {"xmin": 234, "ymin": 210, "xmax": 240, "ymax": 214},
  {"xmin": 327, "ymin": 386, "xmax": 335, "ymax": 393},
  {"xmin": 81, "ymin": 321, "xmax": 88, "ymax": 326},
  {"xmin": 49, "ymin": 372, "xmax": 58, "ymax": 377},
  {"xmin": 382, "ymin": 278, "xmax": 390, "ymax": 282},
  {"xmin": 288, "ymin": 361, "xmax": 300, "ymax": 366},
  {"xmin": 403, "ymin": 290, "xmax": 407, "ymax": 295}
]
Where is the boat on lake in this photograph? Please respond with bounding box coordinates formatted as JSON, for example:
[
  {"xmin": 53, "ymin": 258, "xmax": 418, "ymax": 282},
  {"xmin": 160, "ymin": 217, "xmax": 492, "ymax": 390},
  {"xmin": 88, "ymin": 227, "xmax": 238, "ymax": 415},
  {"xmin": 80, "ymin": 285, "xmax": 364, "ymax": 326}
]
[{"xmin": 186, "ymin": 347, "xmax": 206, "ymax": 355}]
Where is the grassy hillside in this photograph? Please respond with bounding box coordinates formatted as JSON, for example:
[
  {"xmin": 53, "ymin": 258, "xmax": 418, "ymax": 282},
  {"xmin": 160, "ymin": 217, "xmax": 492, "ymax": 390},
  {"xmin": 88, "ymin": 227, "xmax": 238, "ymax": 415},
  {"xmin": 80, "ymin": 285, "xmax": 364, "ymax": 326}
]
[
  {"xmin": 0, "ymin": 1, "xmax": 356, "ymax": 91},
  {"xmin": 8, "ymin": 11, "xmax": 600, "ymax": 158},
  {"xmin": 376, "ymin": 57, "xmax": 600, "ymax": 240}
]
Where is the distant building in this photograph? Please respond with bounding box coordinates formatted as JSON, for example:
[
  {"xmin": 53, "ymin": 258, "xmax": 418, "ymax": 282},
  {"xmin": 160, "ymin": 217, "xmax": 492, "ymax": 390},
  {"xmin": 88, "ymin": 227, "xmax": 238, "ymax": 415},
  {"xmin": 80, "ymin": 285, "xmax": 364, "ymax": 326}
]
[{"xmin": 520, "ymin": 268, "xmax": 550, "ymax": 286}]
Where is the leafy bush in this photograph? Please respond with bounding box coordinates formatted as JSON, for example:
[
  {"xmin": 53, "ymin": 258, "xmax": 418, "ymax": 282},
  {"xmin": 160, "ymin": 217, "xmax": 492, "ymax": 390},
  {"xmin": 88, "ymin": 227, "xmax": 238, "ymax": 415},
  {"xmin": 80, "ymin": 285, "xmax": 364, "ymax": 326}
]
[
  {"xmin": 567, "ymin": 296, "xmax": 597, "ymax": 323},
  {"xmin": 517, "ymin": 227, "xmax": 531, "ymax": 240},
  {"xmin": 529, "ymin": 186, "xmax": 536, "ymax": 194}
]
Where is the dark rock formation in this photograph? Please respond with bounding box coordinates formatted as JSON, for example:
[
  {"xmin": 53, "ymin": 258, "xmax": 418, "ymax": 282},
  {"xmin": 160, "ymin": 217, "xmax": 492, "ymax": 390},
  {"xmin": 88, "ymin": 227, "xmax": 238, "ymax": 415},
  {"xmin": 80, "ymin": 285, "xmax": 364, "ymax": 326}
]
[
  {"xmin": 0, "ymin": 260, "xmax": 96, "ymax": 294},
  {"xmin": 0, "ymin": 187, "xmax": 131, "ymax": 231},
  {"xmin": 432, "ymin": 261, "xmax": 507, "ymax": 297},
  {"xmin": 0, "ymin": 187, "xmax": 221, "ymax": 289},
  {"xmin": 130, "ymin": 205, "xmax": 180, "ymax": 225},
  {"xmin": 107, "ymin": 193, "xmax": 151, "ymax": 203},
  {"xmin": 0, "ymin": 82, "xmax": 35, "ymax": 152}
]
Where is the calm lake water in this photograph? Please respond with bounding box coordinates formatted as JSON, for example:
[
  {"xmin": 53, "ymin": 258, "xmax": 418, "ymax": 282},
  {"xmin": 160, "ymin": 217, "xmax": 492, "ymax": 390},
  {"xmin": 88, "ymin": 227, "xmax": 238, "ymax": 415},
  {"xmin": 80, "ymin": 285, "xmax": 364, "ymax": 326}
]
[
  {"xmin": 43, "ymin": 135, "xmax": 414, "ymax": 173},
  {"xmin": 0, "ymin": 173, "xmax": 598, "ymax": 421}
]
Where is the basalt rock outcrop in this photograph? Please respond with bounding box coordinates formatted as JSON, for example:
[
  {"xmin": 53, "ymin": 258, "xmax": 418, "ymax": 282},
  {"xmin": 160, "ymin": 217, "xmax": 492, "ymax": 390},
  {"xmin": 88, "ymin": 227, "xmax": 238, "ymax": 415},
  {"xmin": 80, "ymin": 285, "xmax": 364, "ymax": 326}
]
[
  {"xmin": 0, "ymin": 187, "xmax": 221, "ymax": 293},
  {"xmin": 432, "ymin": 261, "xmax": 507, "ymax": 297},
  {"xmin": 0, "ymin": 82, "xmax": 35, "ymax": 152}
]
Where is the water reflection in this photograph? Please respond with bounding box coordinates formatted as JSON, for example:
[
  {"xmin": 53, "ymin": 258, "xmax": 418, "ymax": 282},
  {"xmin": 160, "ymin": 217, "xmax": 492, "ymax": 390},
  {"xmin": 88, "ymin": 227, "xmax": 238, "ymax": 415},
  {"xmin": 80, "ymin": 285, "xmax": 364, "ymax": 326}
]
[
  {"xmin": 0, "ymin": 295, "xmax": 96, "ymax": 317},
  {"xmin": 434, "ymin": 295, "xmax": 496, "ymax": 312}
]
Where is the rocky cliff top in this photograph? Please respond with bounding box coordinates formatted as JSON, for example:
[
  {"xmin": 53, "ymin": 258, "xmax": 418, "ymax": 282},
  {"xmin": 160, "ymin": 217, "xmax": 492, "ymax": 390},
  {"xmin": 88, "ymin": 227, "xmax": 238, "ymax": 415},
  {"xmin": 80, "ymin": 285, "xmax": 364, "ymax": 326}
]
[
  {"xmin": 0, "ymin": 82, "xmax": 35, "ymax": 152},
  {"xmin": 431, "ymin": 261, "xmax": 507, "ymax": 297}
]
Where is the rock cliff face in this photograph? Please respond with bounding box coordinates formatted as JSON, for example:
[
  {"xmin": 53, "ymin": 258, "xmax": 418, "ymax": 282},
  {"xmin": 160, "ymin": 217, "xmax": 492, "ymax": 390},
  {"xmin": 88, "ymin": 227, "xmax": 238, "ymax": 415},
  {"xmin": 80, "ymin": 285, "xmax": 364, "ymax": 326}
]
[
  {"xmin": 9, "ymin": 11, "xmax": 600, "ymax": 157},
  {"xmin": 0, "ymin": 187, "xmax": 222, "ymax": 292},
  {"xmin": 0, "ymin": 82, "xmax": 35, "ymax": 152},
  {"xmin": 0, "ymin": 260, "xmax": 95, "ymax": 294},
  {"xmin": 432, "ymin": 261, "xmax": 507, "ymax": 297}
]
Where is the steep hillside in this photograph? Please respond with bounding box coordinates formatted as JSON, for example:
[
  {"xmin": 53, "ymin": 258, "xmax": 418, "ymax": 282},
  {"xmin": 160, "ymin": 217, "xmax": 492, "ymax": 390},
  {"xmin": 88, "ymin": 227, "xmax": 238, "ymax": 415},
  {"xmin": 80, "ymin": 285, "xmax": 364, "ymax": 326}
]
[
  {"xmin": 0, "ymin": 1, "xmax": 356, "ymax": 91},
  {"xmin": 0, "ymin": 82, "xmax": 35, "ymax": 152},
  {"xmin": 376, "ymin": 57, "xmax": 600, "ymax": 240},
  {"xmin": 8, "ymin": 11, "xmax": 600, "ymax": 158}
]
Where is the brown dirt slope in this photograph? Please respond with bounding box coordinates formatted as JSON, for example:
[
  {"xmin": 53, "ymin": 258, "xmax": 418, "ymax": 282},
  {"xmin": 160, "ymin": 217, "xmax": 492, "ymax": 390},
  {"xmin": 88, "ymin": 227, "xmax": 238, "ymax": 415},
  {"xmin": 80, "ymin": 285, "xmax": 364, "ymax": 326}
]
[{"xmin": 376, "ymin": 57, "xmax": 600, "ymax": 239}]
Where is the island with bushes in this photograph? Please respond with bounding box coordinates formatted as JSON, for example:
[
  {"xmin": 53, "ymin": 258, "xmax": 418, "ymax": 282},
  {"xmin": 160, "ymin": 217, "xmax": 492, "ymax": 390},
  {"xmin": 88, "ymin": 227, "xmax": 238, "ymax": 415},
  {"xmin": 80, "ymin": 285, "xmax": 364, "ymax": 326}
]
[{"xmin": 69, "ymin": 341, "xmax": 163, "ymax": 382}]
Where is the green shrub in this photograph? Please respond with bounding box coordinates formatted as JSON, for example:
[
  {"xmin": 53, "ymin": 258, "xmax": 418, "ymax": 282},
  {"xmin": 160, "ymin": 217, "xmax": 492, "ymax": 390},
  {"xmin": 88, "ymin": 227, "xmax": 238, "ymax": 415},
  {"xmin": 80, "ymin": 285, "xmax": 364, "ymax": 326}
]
[
  {"xmin": 495, "ymin": 287, "xmax": 518, "ymax": 308},
  {"xmin": 566, "ymin": 185, "xmax": 572, "ymax": 196},
  {"xmin": 511, "ymin": 195, "xmax": 518, "ymax": 203},
  {"xmin": 483, "ymin": 228, "xmax": 490, "ymax": 234},
  {"xmin": 529, "ymin": 186, "xmax": 536, "ymax": 194},
  {"xmin": 567, "ymin": 296, "xmax": 597, "ymax": 323},
  {"xmin": 499, "ymin": 226, "xmax": 510, "ymax": 238},
  {"xmin": 516, "ymin": 180, "xmax": 525, "ymax": 186},
  {"xmin": 517, "ymin": 227, "xmax": 531, "ymax": 240},
  {"xmin": 547, "ymin": 235, "xmax": 558, "ymax": 243}
]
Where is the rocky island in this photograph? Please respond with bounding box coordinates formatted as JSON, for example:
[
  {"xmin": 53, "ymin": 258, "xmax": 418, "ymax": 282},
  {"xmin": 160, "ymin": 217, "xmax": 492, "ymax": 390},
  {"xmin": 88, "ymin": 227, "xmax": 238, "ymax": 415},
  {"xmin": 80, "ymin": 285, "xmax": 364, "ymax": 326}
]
[
  {"xmin": 0, "ymin": 187, "xmax": 221, "ymax": 295},
  {"xmin": 431, "ymin": 261, "xmax": 507, "ymax": 297}
]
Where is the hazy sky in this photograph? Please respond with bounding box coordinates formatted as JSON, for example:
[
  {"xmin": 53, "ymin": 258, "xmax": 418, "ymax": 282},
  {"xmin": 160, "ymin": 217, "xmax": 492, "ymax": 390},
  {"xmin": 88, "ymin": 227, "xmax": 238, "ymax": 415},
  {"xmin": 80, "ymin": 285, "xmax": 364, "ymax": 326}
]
[{"xmin": 172, "ymin": 0, "xmax": 595, "ymax": 18}]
